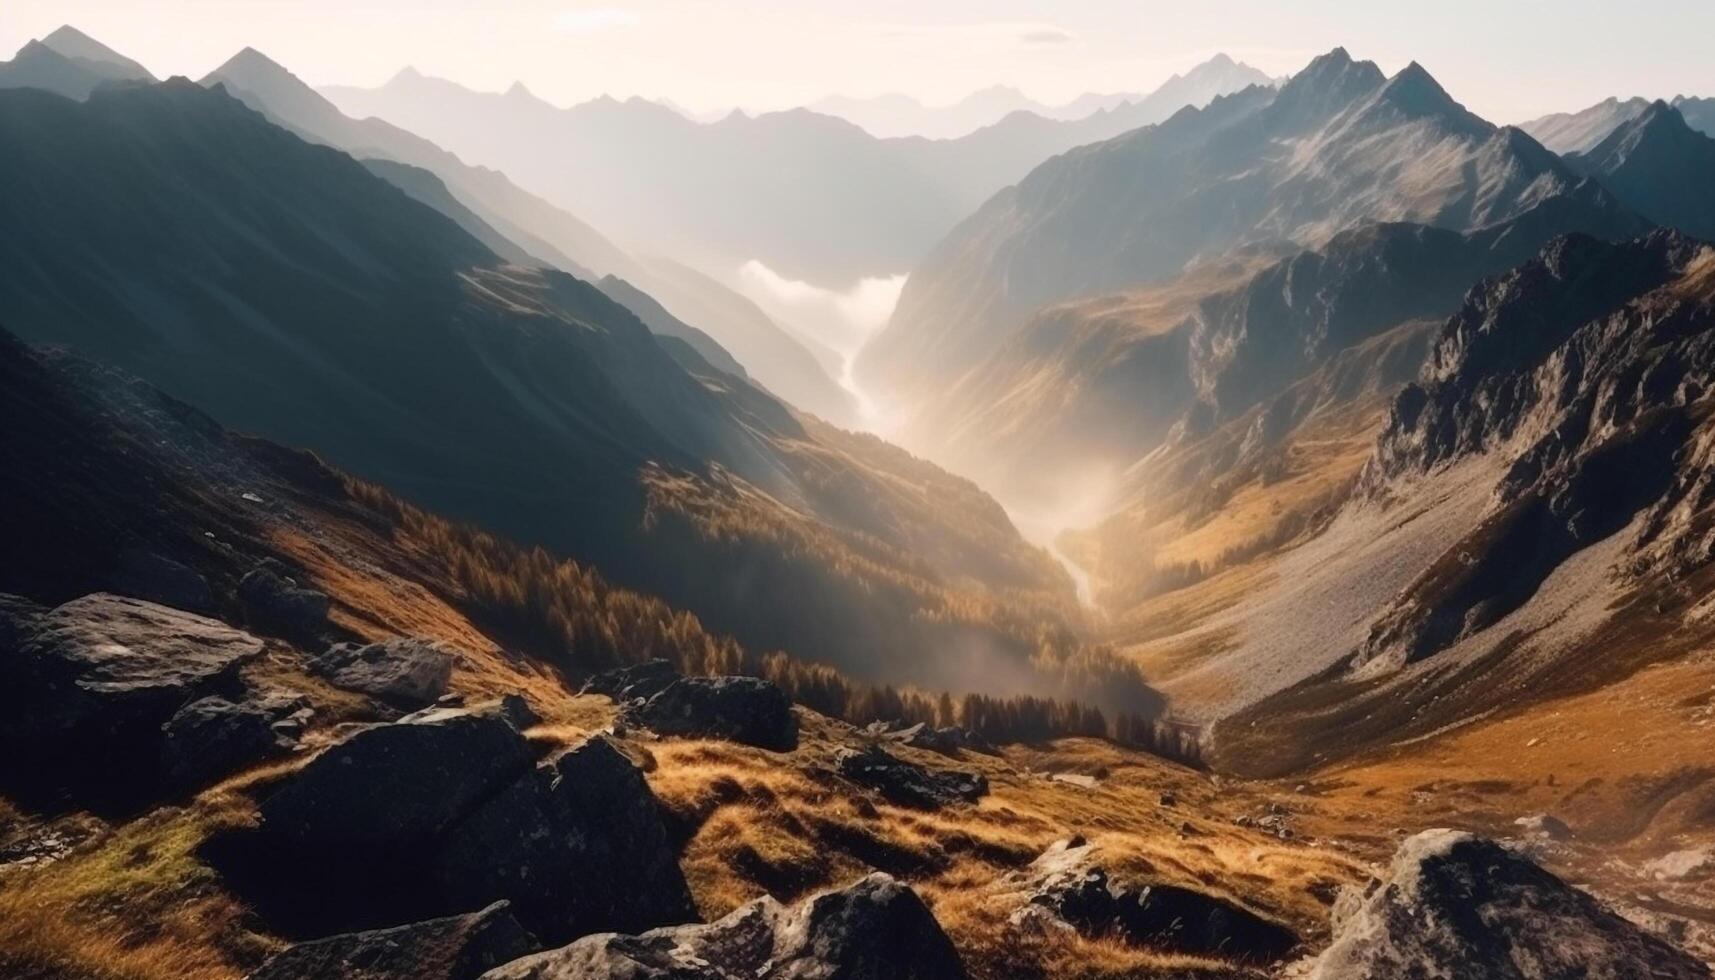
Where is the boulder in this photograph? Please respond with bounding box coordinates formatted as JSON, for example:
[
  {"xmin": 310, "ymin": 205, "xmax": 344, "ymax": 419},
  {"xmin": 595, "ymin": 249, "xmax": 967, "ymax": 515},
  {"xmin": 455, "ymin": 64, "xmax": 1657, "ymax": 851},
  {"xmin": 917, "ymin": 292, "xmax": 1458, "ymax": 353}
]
[
  {"xmin": 1307, "ymin": 830, "xmax": 1710, "ymax": 979},
  {"xmin": 882, "ymin": 723, "xmax": 996, "ymax": 757},
  {"xmin": 159, "ymin": 692, "xmax": 305, "ymax": 790},
  {"xmin": 836, "ymin": 745, "xmax": 987, "ymax": 809},
  {"xmin": 0, "ymin": 593, "xmax": 265, "ymax": 812},
  {"xmin": 579, "ymin": 659, "xmax": 680, "ymax": 702},
  {"xmin": 1011, "ymin": 838, "xmax": 1297, "ymax": 963},
  {"xmin": 107, "ymin": 549, "xmax": 215, "ymax": 614},
  {"xmin": 432, "ymin": 735, "xmax": 697, "ymax": 943},
  {"xmin": 207, "ymin": 705, "xmax": 692, "ymax": 946},
  {"xmin": 625, "ymin": 676, "xmax": 797, "ymax": 750},
  {"xmin": 482, "ymin": 873, "xmax": 966, "ymax": 980},
  {"xmin": 258, "ymin": 705, "xmax": 536, "ymax": 852},
  {"xmin": 238, "ymin": 563, "xmax": 330, "ymax": 643},
  {"xmin": 313, "ymin": 637, "xmax": 458, "ymax": 706},
  {"xmin": 1513, "ymin": 813, "xmax": 1573, "ymax": 841},
  {"xmin": 250, "ymin": 901, "xmax": 537, "ymax": 980}
]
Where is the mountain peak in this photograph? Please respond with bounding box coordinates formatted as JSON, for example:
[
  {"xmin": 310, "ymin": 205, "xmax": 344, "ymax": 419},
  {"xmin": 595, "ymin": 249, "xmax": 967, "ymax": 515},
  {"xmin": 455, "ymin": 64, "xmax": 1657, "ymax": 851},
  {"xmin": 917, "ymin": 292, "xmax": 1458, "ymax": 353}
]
[
  {"xmin": 1375, "ymin": 60, "xmax": 1474, "ymax": 124},
  {"xmin": 38, "ymin": 24, "xmax": 155, "ymax": 81},
  {"xmin": 388, "ymin": 65, "xmax": 424, "ymax": 85},
  {"xmin": 1271, "ymin": 46, "xmax": 1385, "ymax": 126}
]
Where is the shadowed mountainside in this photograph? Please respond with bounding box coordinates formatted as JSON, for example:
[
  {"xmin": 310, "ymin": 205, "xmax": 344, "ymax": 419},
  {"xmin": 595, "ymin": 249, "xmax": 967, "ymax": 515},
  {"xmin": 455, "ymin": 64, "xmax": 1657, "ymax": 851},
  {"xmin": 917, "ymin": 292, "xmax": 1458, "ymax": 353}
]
[{"xmin": 198, "ymin": 46, "xmax": 858, "ymax": 427}]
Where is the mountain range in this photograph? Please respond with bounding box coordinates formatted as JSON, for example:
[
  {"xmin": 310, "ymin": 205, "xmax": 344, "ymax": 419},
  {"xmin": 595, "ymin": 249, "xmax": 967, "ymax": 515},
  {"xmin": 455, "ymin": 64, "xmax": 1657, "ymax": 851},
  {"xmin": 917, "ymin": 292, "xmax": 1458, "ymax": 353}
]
[
  {"xmin": 0, "ymin": 76, "xmax": 1165, "ymax": 713},
  {"xmin": 862, "ymin": 49, "xmax": 1636, "ymax": 403},
  {"xmin": 321, "ymin": 54, "xmax": 1276, "ymax": 289},
  {"xmin": 4, "ymin": 21, "xmax": 1715, "ymax": 978}
]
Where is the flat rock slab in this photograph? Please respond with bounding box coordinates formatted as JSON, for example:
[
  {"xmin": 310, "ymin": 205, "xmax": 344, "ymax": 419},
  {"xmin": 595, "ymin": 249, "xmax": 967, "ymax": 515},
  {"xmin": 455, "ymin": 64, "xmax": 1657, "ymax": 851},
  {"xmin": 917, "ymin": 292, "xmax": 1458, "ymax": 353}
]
[
  {"xmin": 482, "ymin": 873, "xmax": 967, "ymax": 980},
  {"xmin": 1308, "ymin": 829, "xmax": 1710, "ymax": 979},
  {"xmin": 250, "ymin": 901, "xmax": 537, "ymax": 980},
  {"xmin": 0, "ymin": 592, "xmax": 267, "ymax": 812},
  {"xmin": 579, "ymin": 659, "xmax": 680, "ymax": 702}
]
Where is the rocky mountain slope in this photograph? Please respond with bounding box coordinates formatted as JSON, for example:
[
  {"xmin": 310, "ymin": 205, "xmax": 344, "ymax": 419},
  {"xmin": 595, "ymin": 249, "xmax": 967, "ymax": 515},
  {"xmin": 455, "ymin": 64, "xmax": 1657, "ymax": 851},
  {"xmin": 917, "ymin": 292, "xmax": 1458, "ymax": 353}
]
[
  {"xmin": 864, "ymin": 49, "xmax": 1626, "ymax": 402},
  {"xmin": 1520, "ymin": 93, "xmax": 1715, "ymax": 153},
  {"xmin": 0, "ymin": 79, "xmax": 1142, "ymax": 710},
  {"xmin": 198, "ymin": 45, "xmax": 857, "ymax": 426},
  {"xmin": 899, "ymin": 199, "xmax": 1645, "ymax": 510}
]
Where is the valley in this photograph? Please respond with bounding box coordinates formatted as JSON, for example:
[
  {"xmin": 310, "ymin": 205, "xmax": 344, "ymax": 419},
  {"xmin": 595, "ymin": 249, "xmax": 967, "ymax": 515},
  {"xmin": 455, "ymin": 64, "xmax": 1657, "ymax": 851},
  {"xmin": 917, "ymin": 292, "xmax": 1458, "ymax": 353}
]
[{"xmin": 2, "ymin": 13, "xmax": 1715, "ymax": 980}]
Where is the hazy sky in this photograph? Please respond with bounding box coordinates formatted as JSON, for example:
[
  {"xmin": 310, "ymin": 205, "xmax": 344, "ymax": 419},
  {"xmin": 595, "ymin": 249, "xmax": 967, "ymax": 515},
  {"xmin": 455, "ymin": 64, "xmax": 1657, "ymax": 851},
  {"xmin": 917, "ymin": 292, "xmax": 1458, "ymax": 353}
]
[{"xmin": 7, "ymin": 0, "xmax": 1714, "ymax": 122}]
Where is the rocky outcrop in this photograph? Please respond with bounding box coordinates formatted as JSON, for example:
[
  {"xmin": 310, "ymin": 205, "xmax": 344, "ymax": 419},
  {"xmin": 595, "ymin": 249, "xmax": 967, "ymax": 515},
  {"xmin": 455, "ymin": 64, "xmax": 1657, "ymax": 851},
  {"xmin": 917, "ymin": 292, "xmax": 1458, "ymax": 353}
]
[
  {"xmin": 1307, "ymin": 830, "xmax": 1709, "ymax": 979},
  {"xmin": 238, "ymin": 562, "xmax": 331, "ymax": 644},
  {"xmin": 312, "ymin": 637, "xmax": 458, "ymax": 707},
  {"xmin": 0, "ymin": 592, "xmax": 265, "ymax": 811},
  {"xmin": 160, "ymin": 692, "xmax": 307, "ymax": 790},
  {"xmin": 207, "ymin": 701, "xmax": 693, "ymax": 945},
  {"xmin": 625, "ymin": 676, "xmax": 798, "ymax": 751},
  {"xmin": 579, "ymin": 659, "xmax": 679, "ymax": 702},
  {"xmin": 836, "ymin": 745, "xmax": 987, "ymax": 809},
  {"xmin": 250, "ymin": 902, "xmax": 537, "ymax": 980},
  {"xmin": 481, "ymin": 873, "xmax": 967, "ymax": 980},
  {"xmin": 1010, "ymin": 838, "xmax": 1297, "ymax": 963},
  {"xmin": 867, "ymin": 720, "xmax": 998, "ymax": 757}
]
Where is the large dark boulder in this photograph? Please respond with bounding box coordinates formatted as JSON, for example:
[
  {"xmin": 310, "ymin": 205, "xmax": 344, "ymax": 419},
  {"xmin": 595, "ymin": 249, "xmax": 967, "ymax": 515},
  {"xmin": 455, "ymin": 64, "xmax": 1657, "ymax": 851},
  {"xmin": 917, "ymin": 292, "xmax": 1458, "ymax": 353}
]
[
  {"xmin": 1011, "ymin": 838, "xmax": 1297, "ymax": 963},
  {"xmin": 313, "ymin": 637, "xmax": 457, "ymax": 707},
  {"xmin": 579, "ymin": 659, "xmax": 679, "ymax": 702},
  {"xmin": 250, "ymin": 901, "xmax": 537, "ymax": 980},
  {"xmin": 836, "ymin": 745, "xmax": 987, "ymax": 809},
  {"xmin": 208, "ymin": 704, "xmax": 693, "ymax": 946},
  {"xmin": 238, "ymin": 562, "xmax": 331, "ymax": 644},
  {"xmin": 0, "ymin": 592, "xmax": 265, "ymax": 812},
  {"xmin": 625, "ymin": 676, "xmax": 797, "ymax": 751},
  {"xmin": 482, "ymin": 873, "xmax": 966, "ymax": 980},
  {"xmin": 433, "ymin": 736, "xmax": 697, "ymax": 943},
  {"xmin": 1308, "ymin": 830, "xmax": 1709, "ymax": 979},
  {"xmin": 258, "ymin": 705, "xmax": 536, "ymax": 851},
  {"xmin": 160, "ymin": 692, "xmax": 306, "ymax": 791}
]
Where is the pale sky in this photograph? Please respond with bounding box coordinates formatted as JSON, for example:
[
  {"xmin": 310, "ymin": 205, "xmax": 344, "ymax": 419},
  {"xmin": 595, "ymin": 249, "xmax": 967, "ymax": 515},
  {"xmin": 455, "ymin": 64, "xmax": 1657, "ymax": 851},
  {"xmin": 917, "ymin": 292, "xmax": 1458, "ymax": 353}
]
[{"xmin": 5, "ymin": 0, "xmax": 1714, "ymax": 122}]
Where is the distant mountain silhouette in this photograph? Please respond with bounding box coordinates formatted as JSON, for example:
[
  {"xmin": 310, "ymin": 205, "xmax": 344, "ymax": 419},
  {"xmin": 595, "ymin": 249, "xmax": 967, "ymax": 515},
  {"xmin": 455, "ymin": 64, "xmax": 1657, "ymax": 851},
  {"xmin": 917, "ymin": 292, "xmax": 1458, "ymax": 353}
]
[
  {"xmin": 1518, "ymin": 96, "xmax": 1653, "ymax": 154},
  {"xmin": 1566, "ymin": 101, "xmax": 1715, "ymax": 240},
  {"xmin": 39, "ymin": 25, "xmax": 154, "ymax": 81},
  {"xmin": 201, "ymin": 46, "xmax": 856, "ymax": 425},
  {"xmin": 320, "ymin": 58, "xmax": 1275, "ymax": 288},
  {"xmin": 863, "ymin": 49, "xmax": 1633, "ymax": 401},
  {"xmin": 808, "ymin": 55, "xmax": 1276, "ymax": 139},
  {"xmin": 1519, "ymin": 94, "xmax": 1715, "ymax": 153}
]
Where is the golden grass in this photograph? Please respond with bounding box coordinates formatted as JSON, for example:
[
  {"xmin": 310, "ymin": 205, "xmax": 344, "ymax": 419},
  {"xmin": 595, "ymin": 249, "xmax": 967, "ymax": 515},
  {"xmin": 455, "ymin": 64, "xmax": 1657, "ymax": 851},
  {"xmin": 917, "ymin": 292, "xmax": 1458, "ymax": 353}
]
[
  {"xmin": 641, "ymin": 714, "xmax": 1361, "ymax": 979},
  {"xmin": 0, "ymin": 803, "xmax": 260, "ymax": 980}
]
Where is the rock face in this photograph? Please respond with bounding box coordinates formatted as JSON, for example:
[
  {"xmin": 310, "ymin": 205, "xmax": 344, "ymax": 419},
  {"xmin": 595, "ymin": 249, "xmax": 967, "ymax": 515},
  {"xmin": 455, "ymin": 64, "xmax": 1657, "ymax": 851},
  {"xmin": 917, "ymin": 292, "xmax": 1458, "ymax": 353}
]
[
  {"xmin": 238, "ymin": 563, "xmax": 331, "ymax": 643},
  {"xmin": 579, "ymin": 659, "xmax": 680, "ymax": 702},
  {"xmin": 313, "ymin": 637, "xmax": 458, "ymax": 706},
  {"xmin": 0, "ymin": 592, "xmax": 266, "ymax": 811},
  {"xmin": 208, "ymin": 701, "xmax": 694, "ymax": 945},
  {"xmin": 625, "ymin": 676, "xmax": 798, "ymax": 751},
  {"xmin": 836, "ymin": 745, "xmax": 988, "ymax": 809},
  {"xmin": 1308, "ymin": 830, "xmax": 1710, "ymax": 979},
  {"xmin": 250, "ymin": 901, "xmax": 538, "ymax": 980},
  {"xmin": 1012, "ymin": 838, "xmax": 1297, "ymax": 963},
  {"xmin": 482, "ymin": 873, "xmax": 967, "ymax": 980}
]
